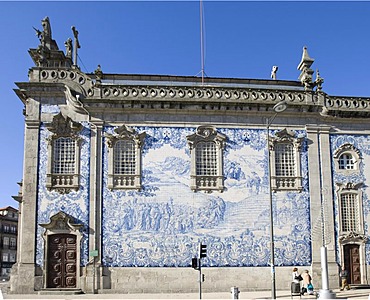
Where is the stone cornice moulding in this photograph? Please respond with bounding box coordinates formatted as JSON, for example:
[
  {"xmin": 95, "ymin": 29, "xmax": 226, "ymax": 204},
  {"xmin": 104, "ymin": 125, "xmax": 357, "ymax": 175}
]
[{"xmin": 22, "ymin": 68, "xmax": 370, "ymax": 118}]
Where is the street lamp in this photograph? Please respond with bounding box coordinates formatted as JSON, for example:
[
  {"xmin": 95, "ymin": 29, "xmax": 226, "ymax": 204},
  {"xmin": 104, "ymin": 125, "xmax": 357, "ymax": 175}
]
[{"xmin": 267, "ymin": 100, "xmax": 287, "ymax": 300}]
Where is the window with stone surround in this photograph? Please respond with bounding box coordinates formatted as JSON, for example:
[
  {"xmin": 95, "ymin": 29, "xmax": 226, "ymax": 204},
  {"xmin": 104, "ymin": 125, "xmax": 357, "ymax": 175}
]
[
  {"xmin": 337, "ymin": 182, "xmax": 364, "ymax": 235},
  {"xmin": 187, "ymin": 125, "xmax": 226, "ymax": 192},
  {"xmin": 270, "ymin": 129, "xmax": 303, "ymax": 192},
  {"xmin": 105, "ymin": 125, "xmax": 146, "ymax": 190},
  {"xmin": 46, "ymin": 113, "xmax": 83, "ymax": 194},
  {"xmin": 334, "ymin": 144, "xmax": 361, "ymax": 172},
  {"xmin": 341, "ymin": 193, "xmax": 359, "ymax": 232}
]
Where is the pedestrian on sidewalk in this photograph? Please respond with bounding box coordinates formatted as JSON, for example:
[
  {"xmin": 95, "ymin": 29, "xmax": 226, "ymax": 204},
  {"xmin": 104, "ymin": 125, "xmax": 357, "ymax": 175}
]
[
  {"xmin": 302, "ymin": 269, "xmax": 314, "ymax": 295},
  {"xmin": 339, "ymin": 265, "xmax": 350, "ymax": 291}
]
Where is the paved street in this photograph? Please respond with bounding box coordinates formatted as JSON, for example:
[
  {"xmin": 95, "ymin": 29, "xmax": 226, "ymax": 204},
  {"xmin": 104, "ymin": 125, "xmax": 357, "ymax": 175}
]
[{"xmin": 1, "ymin": 288, "xmax": 369, "ymax": 300}]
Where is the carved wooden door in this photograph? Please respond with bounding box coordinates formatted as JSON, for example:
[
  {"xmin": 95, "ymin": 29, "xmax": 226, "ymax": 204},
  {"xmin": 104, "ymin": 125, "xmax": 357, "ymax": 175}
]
[
  {"xmin": 47, "ymin": 234, "xmax": 77, "ymax": 288},
  {"xmin": 344, "ymin": 244, "xmax": 361, "ymax": 284}
]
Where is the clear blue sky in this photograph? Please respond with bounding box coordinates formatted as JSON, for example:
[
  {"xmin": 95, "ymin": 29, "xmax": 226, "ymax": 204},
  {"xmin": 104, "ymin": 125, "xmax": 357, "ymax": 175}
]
[{"xmin": 1, "ymin": 1, "xmax": 370, "ymax": 209}]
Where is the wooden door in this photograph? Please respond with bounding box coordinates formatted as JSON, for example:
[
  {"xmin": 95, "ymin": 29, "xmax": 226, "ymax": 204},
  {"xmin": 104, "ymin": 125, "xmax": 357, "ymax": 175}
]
[
  {"xmin": 47, "ymin": 234, "xmax": 77, "ymax": 288},
  {"xmin": 344, "ymin": 244, "xmax": 361, "ymax": 284}
]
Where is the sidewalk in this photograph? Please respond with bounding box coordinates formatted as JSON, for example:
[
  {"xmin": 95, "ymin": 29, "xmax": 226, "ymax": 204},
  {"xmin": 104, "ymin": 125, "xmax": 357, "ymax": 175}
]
[{"xmin": 2, "ymin": 288, "xmax": 370, "ymax": 300}]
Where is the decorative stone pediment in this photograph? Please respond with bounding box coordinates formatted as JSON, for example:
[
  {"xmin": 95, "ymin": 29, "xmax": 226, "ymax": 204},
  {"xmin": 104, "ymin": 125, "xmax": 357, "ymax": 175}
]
[
  {"xmin": 270, "ymin": 128, "xmax": 304, "ymax": 151},
  {"xmin": 339, "ymin": 231, "xmax": 368, "ymax": 244},
  {"xmin": 46, "ymin": 113, "xmax": 82, "ymax": 138},
  {"xmin": 336, "ymin": 182, "xmax": 363, "ymax": 191},
  {"xmin": 187, "ymin": 125, "xmax": 226, "ymax": 150},
  {"xmin": 39, "ymin": 211, "xmax": 83, "ymax": 233},
  {"xmin": 104, "ymin": 125, "xmax": 146, "ymax": 148},
  {"xmin": 333, "ymin": 143, "xmax": 362, "ymax": 159}
]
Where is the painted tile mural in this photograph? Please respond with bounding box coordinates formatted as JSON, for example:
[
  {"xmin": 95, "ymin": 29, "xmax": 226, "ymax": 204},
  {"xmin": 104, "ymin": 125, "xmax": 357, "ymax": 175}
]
[
  {"xmin": 102, "ymin": 126, "xmax": 311, "ymax": 267},
  {"xmin": 330, "ymin": 134, "xmax": 370, "ymax": 265},
  {"xmin": 36, "ymin": 121, "xmax": 90, "ymax": 267}
]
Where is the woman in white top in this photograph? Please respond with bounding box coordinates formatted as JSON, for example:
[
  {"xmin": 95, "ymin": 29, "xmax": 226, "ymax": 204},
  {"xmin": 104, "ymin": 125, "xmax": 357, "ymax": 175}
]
[{"xmin": 292, "ymin": 267, "xmax": 301, "ymax": 283}]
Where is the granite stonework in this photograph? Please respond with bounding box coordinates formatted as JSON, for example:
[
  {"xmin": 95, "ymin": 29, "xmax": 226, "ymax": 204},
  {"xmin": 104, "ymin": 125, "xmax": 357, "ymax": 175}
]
[{"xmin": 10, "ymin": 17, "xmax": 370, "ymax": 294}]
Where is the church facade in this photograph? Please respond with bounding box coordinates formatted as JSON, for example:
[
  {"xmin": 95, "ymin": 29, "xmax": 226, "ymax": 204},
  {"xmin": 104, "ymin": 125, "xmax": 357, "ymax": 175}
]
[{"xmin": 10, "ymin": 17, "xmax": 370, "ymax": 294}]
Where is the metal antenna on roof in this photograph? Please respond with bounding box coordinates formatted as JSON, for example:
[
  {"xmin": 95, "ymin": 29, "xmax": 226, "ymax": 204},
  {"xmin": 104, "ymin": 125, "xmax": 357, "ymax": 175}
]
[{"xmin": 199, "ymin": 0, "xmax": 207, "ymax": 85}]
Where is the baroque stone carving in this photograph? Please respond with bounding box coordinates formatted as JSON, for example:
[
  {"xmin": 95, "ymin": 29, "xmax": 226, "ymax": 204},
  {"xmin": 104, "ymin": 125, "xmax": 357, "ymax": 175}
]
[
  {"xmin": 39, "ymin": 211, "xmax": 83, "ymax": 233},
  {"xmin": 339, "ymin": 231, "xmax": 368, "ymax": 244},
  {"xmin": 104, "ymin": 125, "xmax": 146, "ymax": 148},
  {"xmin": 270, "ymin": 128, "xmax": 304, "ymax": 151},
  {"xmin": 46, "ymin": 112, "xmax": 83, "ymax": 139},
  {"xmin": 333, "ymin": 143, "xmax": 362, "ymax": 159},
  {"xmin": 187, "ymin": 125, "xmax": 226, "ymax": 150},
  {"xmin": 336, "ymin": 182, "xmax": 363, "ymax": 191},
  {"xmin": 64, "ymin": 38, "xmax": 72, "ymax": 59}
]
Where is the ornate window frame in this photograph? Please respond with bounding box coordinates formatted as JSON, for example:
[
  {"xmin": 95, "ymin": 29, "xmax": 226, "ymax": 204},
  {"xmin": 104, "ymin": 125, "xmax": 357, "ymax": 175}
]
[
  {"xmin": 333, "ymin": 143, "xmax": 361, "ymax": 173},
  {"xmin": 336, "ymin": 182, "xmax": 367, "ymax": 284},
  {"xmin": 336, "ymin": 182, "xmax": 364, "ymax": 237},
  {"xmin": 269, "ymin": 128, "xmax": 303, "ymax": 192},
  {"xmin": 105, "ymin": 125, "xmax": 146, "ymax": 190},
  {"xmin": 187, "ymin": 125, "xmax": 226, "ymax": 192},
  {"xmin": 45, "ymin": 113, "xmax": 83, "ymax": 194}
]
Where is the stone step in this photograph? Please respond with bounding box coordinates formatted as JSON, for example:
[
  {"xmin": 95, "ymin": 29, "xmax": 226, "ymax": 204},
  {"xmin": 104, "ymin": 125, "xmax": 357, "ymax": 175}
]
[{"xmin": 38, "ymin": 288, "xmax": 84, "ymax": 295}]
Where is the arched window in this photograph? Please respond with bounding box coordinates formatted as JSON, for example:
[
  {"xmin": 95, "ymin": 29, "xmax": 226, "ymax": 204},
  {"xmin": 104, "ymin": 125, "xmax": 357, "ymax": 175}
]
[
  {"xmin": 334, "ymin": 144, "xmax": 361, "ymax": 172},
  {"xmin": 105, "ymin": 125, "xmax": 146, "ymax": 190},
  {"xmin": 187, "ymin": 126, "xmax": 226, "ymax": 192},
  {"xmin": 338, "ymin": 153, "xmax": 355, "ymax": 170}
]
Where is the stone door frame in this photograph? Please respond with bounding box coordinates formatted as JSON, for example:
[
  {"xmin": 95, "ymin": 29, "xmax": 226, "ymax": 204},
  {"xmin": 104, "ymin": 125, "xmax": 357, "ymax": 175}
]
[{"xmin": 40, "ymin": 211, "xmax": 83, "ymax": 290}]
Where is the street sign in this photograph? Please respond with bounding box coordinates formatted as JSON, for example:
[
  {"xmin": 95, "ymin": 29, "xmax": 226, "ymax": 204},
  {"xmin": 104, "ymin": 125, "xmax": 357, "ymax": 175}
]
[{"xmin": 89, "ymin": 250, "xmax": 98, "ymax": 257}]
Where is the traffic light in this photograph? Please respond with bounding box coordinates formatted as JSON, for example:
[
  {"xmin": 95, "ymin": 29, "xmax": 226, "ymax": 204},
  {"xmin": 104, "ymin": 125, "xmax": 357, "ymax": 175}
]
[
  {"xmin": 199, "ymin": 243, "xmax": 207, "ymax": 258},
  {"xmin": 192, "ymin": 257, "xmax": 199, "ymax": 270}
]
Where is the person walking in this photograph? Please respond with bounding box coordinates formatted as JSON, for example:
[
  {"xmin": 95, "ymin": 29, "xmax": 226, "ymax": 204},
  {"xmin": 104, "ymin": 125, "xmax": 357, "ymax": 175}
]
[
  {"xmin": 302, "ymin": 269, "xmax": 314, "ymax": 295},
  {"xmin": 339, "ymin": 265, "xmax": 350, "ymax": 291}
]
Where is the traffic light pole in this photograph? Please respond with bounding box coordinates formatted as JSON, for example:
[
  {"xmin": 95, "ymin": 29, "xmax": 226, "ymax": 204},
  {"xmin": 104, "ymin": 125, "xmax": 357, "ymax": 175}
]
[{"xmin": 192, "ymin": 243, "xmax": 207, "ymax": 300}]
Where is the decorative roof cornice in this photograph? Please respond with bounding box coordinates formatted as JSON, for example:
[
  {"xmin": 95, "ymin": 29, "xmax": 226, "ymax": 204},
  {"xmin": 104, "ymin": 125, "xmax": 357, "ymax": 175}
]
[{"xmin": 17, "ymin": 67, "xmax": 370, "ymax": 119}]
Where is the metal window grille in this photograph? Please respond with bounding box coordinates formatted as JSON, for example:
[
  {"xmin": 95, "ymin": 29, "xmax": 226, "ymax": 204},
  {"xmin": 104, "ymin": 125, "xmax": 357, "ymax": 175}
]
[
  {"xmin": 339, "ymin": 154, "xmax": 355, "ymax": 170},
  {"xmin": 341, "ymin": 193, "xmax": 359, "ymax": 232},
  {"xmin": 114, "ymin": 140, "xmax": 136, "ymax": 175},
  {"xmin": 275, "ymin": 143, "xmax": 295, "ymax": 176},
  {"xmin": 196, "ymin": 142, "xmax": 217, "ymax": 176},
  {"xmin": 53, "ymin": 137, "xmax": 75, "ymax": 174}
]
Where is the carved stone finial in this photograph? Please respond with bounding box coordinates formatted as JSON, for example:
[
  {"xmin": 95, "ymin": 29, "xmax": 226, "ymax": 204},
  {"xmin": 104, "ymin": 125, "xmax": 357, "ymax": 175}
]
[{"xmin": 297, "ymin": 46, "xmax": 315, "ymax": 90}]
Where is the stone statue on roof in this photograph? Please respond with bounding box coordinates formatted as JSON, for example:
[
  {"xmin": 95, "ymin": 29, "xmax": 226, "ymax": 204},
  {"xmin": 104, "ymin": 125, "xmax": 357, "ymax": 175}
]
[
  {"xmin": 33, "ymin": 16, "xmax": 58, "ymax": 52},
  {"xmin": 64, "ymin": 38, "xmax": 73, "ymax": 59}
]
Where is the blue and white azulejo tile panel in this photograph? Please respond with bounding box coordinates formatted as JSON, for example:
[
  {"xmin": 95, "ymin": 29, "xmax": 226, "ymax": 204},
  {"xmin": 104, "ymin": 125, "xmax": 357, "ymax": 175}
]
[
  {"xmin": 36, "ymin": 121, "xmax": 90, "ymax": 267},
  {"xmin": 102, "ymin": 126, "xmax": 311, "ymax": 267},
  {"xmin": 330, "ymin": 134, "xmax": 370, "ymax": 265}
]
